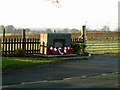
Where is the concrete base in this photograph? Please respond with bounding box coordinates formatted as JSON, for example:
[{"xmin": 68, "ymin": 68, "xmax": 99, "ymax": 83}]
[
  {"xmin": 32, "ymin": 54, "xmax": 91, "ymax": 60},
  {"xmin": 33, "ymin": 54, "xmax": 77, "ymax": 57}
]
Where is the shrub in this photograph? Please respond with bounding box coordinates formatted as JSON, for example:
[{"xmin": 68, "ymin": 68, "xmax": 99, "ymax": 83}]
[
  {"xmin": 71, "ymin": 42, "xmax": 81, "ymax": 54},
  {"xmin": 15, "ymin": 48, "xmax": 26, "ymax": 57},
  {"xmin": 71, "ymin": 42, "xmax": 87, "ymax": 55},
  {"xmin": 80, "ymin": 43, "xmax": 87, "ymax": 53}
]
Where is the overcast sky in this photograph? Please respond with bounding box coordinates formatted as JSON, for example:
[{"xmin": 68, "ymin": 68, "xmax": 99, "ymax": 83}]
[{"xmin": 0, "ymin": 0, "xmax": 119, "ymax": 29}]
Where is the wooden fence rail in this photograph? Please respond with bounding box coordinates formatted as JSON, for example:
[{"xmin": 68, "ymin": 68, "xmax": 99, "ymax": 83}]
[{"xmin": 1, "ymin": 38, "xmax": 41, "ymax": 55}]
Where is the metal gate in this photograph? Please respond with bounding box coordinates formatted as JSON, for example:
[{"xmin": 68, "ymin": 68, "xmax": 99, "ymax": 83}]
[{"xmin": 86, "ymin": 31, "xmax": 118, "ymax": 54}]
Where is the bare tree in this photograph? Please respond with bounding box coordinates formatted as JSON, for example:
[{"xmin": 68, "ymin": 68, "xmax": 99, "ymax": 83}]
[
  {"xmin": 45, "ymin": 29, "xmax": 53, "ymax": 33},
  {"xmin": 0, "ymin": 25, "xmax": 5, "ymax": 33},
  {"xmin": 46, "ymin": 0, "xmax": 61, "ymax": 8},
  {"xmin": 101, "ymin": 25, "xmax": 109, "ymax": 32}
]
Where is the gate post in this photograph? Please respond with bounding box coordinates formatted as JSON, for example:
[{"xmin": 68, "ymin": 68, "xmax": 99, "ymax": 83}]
[
  {"xmin": 0, "ymin": 39, "xmax": 1, "ymax": 55},
  {"xmin": 82, "ymin": 25, "xmax": 86, "ymax": 43},
  {"xmin": 82, "ymin": 25, "xmax": 86, "ymax": 53}
]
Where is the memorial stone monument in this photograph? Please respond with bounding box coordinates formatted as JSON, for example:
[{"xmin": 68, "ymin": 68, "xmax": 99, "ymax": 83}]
[{"xmin": 40, "ymin": 33, "xmax": 72, "ymax": 55}]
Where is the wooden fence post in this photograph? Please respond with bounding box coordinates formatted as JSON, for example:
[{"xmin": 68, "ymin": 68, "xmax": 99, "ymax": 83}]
[
  {"xmin": 2, "ymin": 28, "xmax": 5, "ymax": 55},
  {"xmin": 3, "ymin": 28, "xmax": 5, "ymax": 39},
  {"xmin": 22, "ymin": 29, "xmax": 26, "ymax": 50},
  {"xmin": 22, "ymin": 29, "xmax": 25, "ymax": 39},
  {"xmin": 42, "ymin": 42, "xmax": 45, "ymax": 55},
  {"xmin": 5, "ymin": 38, "xmax": 7, "ymax": 55}
]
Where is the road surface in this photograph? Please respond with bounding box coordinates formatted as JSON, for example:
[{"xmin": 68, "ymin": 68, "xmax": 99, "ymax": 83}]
[{"xmin": 2, "ymin": 54, "xmax": 119, "ymax": 88}]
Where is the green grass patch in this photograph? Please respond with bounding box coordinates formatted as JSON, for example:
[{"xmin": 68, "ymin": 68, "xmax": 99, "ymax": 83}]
[
  {"xmin": 86, "ymin": 41, "xmax": 119, "ymax": 54},
  {"xmin": 87, "ymin": 50, "xmax": 119, "ymax": 54},
  {"xmin": 2, "ymin": 57, "xmax": 60, "ymax": 71}
]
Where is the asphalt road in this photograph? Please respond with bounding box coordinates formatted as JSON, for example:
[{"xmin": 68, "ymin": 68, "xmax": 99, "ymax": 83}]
[{"xmin": 2, "ymin": 54, "xmax": 119, "ymax": 88}]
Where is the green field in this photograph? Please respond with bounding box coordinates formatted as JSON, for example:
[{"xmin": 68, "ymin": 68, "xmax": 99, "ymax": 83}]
[{"xmin": 86, "ymin": 41, "xmax": 119, "ymax": 54}]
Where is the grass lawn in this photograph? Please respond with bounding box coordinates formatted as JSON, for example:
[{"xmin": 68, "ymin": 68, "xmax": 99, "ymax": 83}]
[{"xmin": 2, "ymin": 57, "xmax": 60, "ymax": 71}]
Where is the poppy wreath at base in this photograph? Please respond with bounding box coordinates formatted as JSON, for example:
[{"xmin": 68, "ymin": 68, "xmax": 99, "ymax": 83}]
[{"xmin": 47, "ymin": 46, "xmax": 72, "ymax": 55}]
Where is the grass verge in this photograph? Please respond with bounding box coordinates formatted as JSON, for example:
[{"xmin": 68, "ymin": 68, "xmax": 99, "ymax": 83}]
[{"xmin": 2, "ymin": 57, "xmax": 60, "ymax": 71}]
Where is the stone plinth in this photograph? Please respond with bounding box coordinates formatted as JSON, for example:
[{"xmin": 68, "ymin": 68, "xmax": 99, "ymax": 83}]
[{"xmin": 40, "ymin": 33, "xmax": 72, "ymax": 55}]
